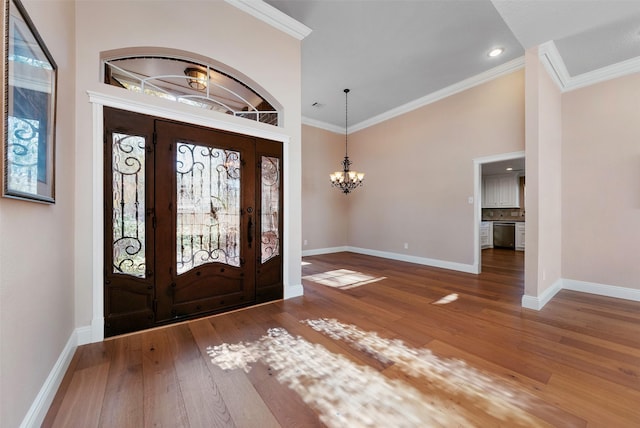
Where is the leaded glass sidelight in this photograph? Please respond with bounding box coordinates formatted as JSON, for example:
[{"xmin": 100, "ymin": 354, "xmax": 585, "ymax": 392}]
[
  {"xmin": 112, "ymin": 133, "xmax": 146, "ymax": 278},
  {"xmin": 261, "ymin": 156, "xmax": 280, "ymax": 263},
  {"xmin": 176, "ymin": 142, "xmax": 241, "ymax": 274}
]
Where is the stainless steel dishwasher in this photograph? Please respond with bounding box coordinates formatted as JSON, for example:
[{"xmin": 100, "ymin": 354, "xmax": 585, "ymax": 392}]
[{"xmin": 493, "ymin": 222, "xmax": 515, "ymax": 249}]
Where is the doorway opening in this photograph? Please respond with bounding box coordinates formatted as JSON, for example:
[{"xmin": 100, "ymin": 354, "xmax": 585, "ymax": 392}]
[
  {"xmin": 473, "ymin": 152, "xmax": 525, "ymax": 275},
  {"xmin": 103, "ymin": 107, "xmax": 283, "ymax": 337}
]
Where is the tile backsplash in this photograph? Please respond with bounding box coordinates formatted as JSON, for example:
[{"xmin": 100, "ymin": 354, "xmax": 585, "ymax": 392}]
[{"xmin": 482, "ymin": 208, "xmax": 525, "ymax": 221}]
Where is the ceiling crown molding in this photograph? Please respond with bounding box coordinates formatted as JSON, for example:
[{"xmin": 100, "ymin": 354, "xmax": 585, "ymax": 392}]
[
  {"xmin": 303, "ymin": 56, "xmax": 526, "ymax": 135},
  {"xmin": 538, "ymin": 41, "xmax": 570, "ymax": 89},
  {"xmin": 349, "ymin": 56, "xmax": 525, "ymax": 133},
  {"xmin": 539, "ymin": 40, "xmax": 640, "ymax": 92},
  {"xmin": 225, "ymin": 0, "xmax": 312, "ymax": 41},
  {"xmin": 302, "ymin": 116, "xmax": 344, "ymax": 134}
]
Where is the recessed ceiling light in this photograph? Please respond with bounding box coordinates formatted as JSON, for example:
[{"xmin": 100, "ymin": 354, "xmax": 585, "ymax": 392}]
[
  {"xmin": 488, "ymin": 47, "xmax": 504, "ymax": 58},
  {"xmin": 506, "ymin": 167, "xmax": 513, "ymax": 171}
]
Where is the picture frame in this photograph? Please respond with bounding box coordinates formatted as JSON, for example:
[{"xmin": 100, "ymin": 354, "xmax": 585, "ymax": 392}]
[{"xmin": 1, "ymin": 0, "xmax": 57, "ymax": 203}]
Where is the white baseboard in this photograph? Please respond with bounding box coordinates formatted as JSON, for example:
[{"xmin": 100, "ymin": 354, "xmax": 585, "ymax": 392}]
[
  {"xmin": 522, "ymin": 279, "xmax": 563, "ymax": 310},
  {"xmin": 302, "ymin": 245, "xmax": 477, "ymax": 274},
  {"xmin": 348, "ymin": 246, "xmax": 478, "ymax": 274},
  {"xmin": 284, "ymin": 283, "xmax": 304, "ymax": 299},
  {"xmin": 20, "ymin": 326, "xmax": 88, "ymax": 428},
  {"xmin": 522, "ymin": 278, "xmax": 640, "ymax": 311},
  {"xmin": 90, "ymin": 317, "xmax": 105, "ymax": 344},
  {"xmin": 302, "ymin": 246, "xmax": 348, "ymax": 257},
  {"xmin": 562, "ymin": 278, "xmax": 640, "ymax": 302},
  {"xmin": 75, "ymin": 325, "xmax": 93, "ymax": 346}
]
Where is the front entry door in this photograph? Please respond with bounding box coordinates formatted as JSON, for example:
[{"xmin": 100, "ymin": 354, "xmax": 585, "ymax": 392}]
[{"xmin": 104, "ymin": 108, "xmax": 283, "ymax": 337}]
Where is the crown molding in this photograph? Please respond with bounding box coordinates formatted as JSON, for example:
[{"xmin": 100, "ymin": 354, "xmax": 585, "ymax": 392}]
[
  {"xmin": 539, "ymin": 40, "xmax": 640, "ymax": 93},
  {"xmin": 349, "ymin": 56, "xmax": 525, "ymax": 133},
  {"xmin": 302, "ymin": 57, "xmax": 525, "ymax": 135},
  {"xmin": 225, "ymin": 0, "xmax": 312, "ymax": 41},
  {"xmin": 302, "ymin": 116, "xmax": 344, "ymax": 134},
  {"xmin": 538, "ymin": 41, "xmax": 571, "ymax": 90}
]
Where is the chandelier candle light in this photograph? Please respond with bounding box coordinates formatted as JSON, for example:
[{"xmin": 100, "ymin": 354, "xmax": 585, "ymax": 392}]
[{"xmin": 330, "ymin": 89, "xmax": 365, "ymax": 194}]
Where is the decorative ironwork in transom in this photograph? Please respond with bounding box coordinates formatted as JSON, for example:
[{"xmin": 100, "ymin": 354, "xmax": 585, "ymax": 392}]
[{"xmin": 104, "ymin": 56, "xmax": 278, "ymax": 126}]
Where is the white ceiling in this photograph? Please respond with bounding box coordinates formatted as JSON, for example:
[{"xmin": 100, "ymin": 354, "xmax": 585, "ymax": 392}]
[
  {"xmin": 482, "ymin": 157, "xmax": 525, "ymax": 176},
  {"xmin": 265, "ymin": 0, "xmax": 640, "ymax": 131}
]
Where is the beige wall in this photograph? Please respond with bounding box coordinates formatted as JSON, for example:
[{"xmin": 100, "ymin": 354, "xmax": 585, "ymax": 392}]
[
  {"xmin": 524, "ymin": 48, "xmax": 563, "ymax": 299},
  {"xmin": 302, "ymin": 125, "xmax": 348, "ymax": 250},
  {"xmin": 0, "ymin": 1, "xmax": 76, "ymax": 426},
  {"xmin": 345, "ymin": 71, "xmax": 525, "ymax": 265},
  {"xmin": 74, "ymin": 1, "xmax": 303, "ymax": 328},
  {"xmin": 562, "ymin": 72, "xmax": 640, "ymax": 290}
]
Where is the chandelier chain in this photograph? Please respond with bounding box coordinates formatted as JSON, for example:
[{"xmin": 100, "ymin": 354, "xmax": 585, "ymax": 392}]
[
  {"xmin": 329, "ymin": 88, "xmax": 364, "ymax": 194},
  {"xmin": 345, "ymin": 88, "xmax": 349, "ymax": 157}
]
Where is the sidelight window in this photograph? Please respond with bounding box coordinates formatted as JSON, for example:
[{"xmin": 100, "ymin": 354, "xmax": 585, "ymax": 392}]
[
  {"xmin": 111, "ymin": 133, "xmax": 146, "ymax": 278},
  {"xmin": 261, "ymin": 156, "xmax": 280, "ymax": 263}
]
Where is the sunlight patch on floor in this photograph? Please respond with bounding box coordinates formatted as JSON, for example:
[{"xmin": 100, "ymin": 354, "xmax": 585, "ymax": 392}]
[
  {"xmin": 302, "ymin": 269, "xmax": 386, "ymax": 290},
  {"xmin": 432, "ymin": 293, "xmax": 459, "ymax": 305},
  {"xmin": 207, "ymin": 319, "xmax": 543, "ymax": 427}
]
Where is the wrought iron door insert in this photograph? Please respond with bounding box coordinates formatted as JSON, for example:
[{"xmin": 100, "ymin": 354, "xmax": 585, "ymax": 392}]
[{"xmin": 103, "ymin": 107, "xmax": 283, "ymax": 337}]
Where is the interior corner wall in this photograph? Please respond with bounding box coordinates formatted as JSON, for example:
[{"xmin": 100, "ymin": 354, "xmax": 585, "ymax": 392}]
[
  {"xmin": 0, "ymin": 1, "xmax": 76, "ymax": 427},
  {"xmin": 344, "ymin": 71, "xmax": 525, "ymax": 266},
  {"xmin": 74, "ymin": 1, "xmax": 303, "ymax": 331},
  {"xmin": 302, "ymin": 125, "xmax": 349, "ymax": 251},
  {"xmin": 524, "ymin": 48, "xmax": 563, "ymax": 300},
  {"xmin": 561, "ymin": 72, "xmax": 640, "ymax": 290}
]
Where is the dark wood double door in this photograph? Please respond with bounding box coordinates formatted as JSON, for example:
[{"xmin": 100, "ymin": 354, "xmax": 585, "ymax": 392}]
[{"xmin": 104, "ymin": 107, "xmax": 283, "ymax": 337}]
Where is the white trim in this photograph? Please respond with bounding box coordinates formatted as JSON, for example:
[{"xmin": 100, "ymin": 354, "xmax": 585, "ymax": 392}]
[
  {"xmin": 87, "ymin": 91, "xmax": 290, "ymax": 143},
  {"xmin": 521, "ymin": 279, "xmax": 563, "ymax": 311},
  {"xmin": 225, "ymin": 0, "xmax": 312, "ymax": 41},
  {"xmin": 563, "ymin": 279, "xmax": 640, "ymax": 302},
  {"xmin": 301, "ymin": 116, "xmax": 344, "ymax": 134},
  {"xmin": 284, "ymin": 283, "xmax": 304, "ymax": 299},
  {"xmin": 19, "ymin": 327, "xmax": 87, "ymax": 428},
  {"xmin": 91, "ymin": 102, "xmax": 105, "ymax": 344},
  {"xmin": 538, "ymin": 41, "xmax": 570, "ymax": 90},
  {"xmin": 75, "ymin": 326, "xmax": 93, "ymax": 346},
  {"xmin": 348, "ymin": 247, "xmax": 476, "ymax": 274},
  {"xmin": 302, "ymin": 57, "xmax": 525, "ymax": 134},
  {"xmin": 349, "ymin": 57, "xmax": 525, "ymax": 133},
  {"xmin": 88, "ymin": 90, "xmax": 294, "ymax": 345},
  {"xmin": 472, "ymin": 151, "xmax": 526, "ymax": 275},
  {"xmin": 302, "ymin": 246, "xmax": 349, "ymax": 257},
  {"xmin": 472, "ymin": 160, "xmax": 482, "ymax": 275},
  {"xmin": 539, "ymin": 40, "xmax": 640, "ymax": 93},
  {"xmin": 301, "ymin": 246, "xmax": 476, "ymax": 273},
  {"xmin": 565, "ymin": 55, "xmax": 640, "ymax": 92},
  {"xmin": 521, "ymin": 278, "xmax": 640, "ymax": 311}
]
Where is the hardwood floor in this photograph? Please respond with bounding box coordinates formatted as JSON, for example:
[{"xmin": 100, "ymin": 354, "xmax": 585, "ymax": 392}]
[{"xmin": 44, "ymin": 250, "xmax": 640, "ymax": 427}]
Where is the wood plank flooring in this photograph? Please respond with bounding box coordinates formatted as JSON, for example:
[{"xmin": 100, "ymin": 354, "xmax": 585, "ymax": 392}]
[{"xmin": 44, "ymin": 249, "xmax": 640, "ymax": 427}]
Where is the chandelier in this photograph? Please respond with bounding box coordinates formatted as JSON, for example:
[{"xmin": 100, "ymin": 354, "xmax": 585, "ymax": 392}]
[{"xmin": 330, "ymin": 89, "xmax": 364, "ymax": 194}]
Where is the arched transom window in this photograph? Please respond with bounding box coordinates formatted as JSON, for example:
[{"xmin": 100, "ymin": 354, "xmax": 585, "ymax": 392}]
[{"xmin": 104, "ymin": 56, "xmax": 279, "ymax": 126}]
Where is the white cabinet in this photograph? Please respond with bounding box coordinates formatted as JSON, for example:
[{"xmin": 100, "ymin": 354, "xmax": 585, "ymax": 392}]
[
  {"xmin": 515, "ymin": 222, "xmax": 525, "ymax": 251},
  {"xmin": 480, "ymin": 221, "xmax": 493, "ymax": 249},
  {"xmin": 482, "ymin": 174, "xmax": 520, "ymax": 208}
]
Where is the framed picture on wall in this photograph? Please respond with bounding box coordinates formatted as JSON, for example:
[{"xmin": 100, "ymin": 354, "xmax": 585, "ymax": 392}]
[{"xmin": 1, "ymin": 0, "xmax": 57, "ymax": 203}]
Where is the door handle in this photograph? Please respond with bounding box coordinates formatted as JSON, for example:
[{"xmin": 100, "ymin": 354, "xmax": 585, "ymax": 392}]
[{"xmin": 248, "ymin": 215, "xmax": 253, "ymax": 248}]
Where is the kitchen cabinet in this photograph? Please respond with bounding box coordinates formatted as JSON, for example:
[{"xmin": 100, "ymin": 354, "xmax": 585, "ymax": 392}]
[
  {"xmin": 482, "ymin": 174, "xmax": 520, "ymax": 208},
  {"xmin": 515, "ymin": 222, "xmax": 525, "ymax": 251},
  {"xmin": 480, "ymin": 221, "xmax": 493, "ymax": 249}
]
